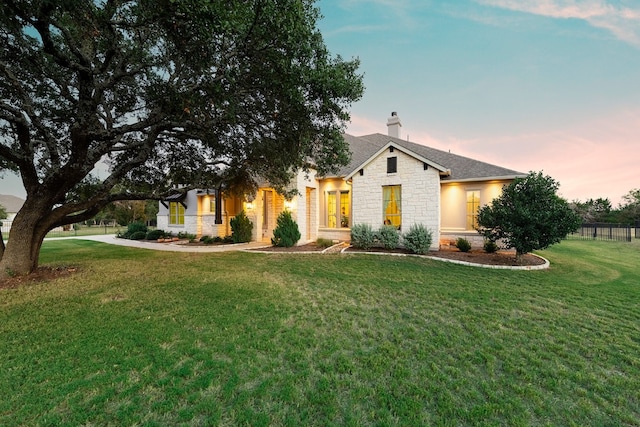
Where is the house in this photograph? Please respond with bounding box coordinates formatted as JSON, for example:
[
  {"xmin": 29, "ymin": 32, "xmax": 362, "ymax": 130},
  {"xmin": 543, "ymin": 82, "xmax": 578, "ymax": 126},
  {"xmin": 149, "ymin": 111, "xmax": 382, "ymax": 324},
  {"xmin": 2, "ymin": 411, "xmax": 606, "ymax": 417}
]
[
  {"xmin": 157, "ymin": 113, "xmax": 525, "ymax": 249},
  {"xmin": 0, "ymin": 194, "xmax": 25, "ymax": 235}
]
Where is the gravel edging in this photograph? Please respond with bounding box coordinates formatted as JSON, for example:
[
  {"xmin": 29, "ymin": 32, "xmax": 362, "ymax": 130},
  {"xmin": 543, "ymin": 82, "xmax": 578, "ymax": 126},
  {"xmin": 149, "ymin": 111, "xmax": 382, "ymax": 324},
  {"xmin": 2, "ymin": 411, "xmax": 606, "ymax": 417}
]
[{"xmin": 339, "ymin": 246, "xmax": 550, "ymax": 270}]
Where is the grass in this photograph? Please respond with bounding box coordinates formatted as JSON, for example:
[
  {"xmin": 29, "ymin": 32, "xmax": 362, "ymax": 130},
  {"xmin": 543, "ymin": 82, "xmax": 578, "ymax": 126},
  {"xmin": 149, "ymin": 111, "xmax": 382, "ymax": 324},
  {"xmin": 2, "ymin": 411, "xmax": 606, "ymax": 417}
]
[{"xmin": 1, "ymin": 239, "xmax": 639, "ymax": 426}]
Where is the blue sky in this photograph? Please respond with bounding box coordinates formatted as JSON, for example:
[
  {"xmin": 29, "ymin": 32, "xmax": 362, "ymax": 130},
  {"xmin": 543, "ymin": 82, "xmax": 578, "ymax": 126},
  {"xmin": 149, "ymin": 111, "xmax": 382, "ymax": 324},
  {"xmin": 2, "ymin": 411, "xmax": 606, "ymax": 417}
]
[
  {"xmin": 1, "ymin": 0, "xmax": 638, "ymax": 206},
  {"xmin": 317, "ymin": 0, "xmax": 640, "ymax": 205}
]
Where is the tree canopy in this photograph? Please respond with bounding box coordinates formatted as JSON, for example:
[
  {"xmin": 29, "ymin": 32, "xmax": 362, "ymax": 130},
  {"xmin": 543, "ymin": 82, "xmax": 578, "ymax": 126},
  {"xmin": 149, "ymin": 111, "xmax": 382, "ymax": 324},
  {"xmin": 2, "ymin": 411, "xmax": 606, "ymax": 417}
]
[
  {"xmin": 0, "ymin": 0, "xmax": 363, "ymax": 277},
  {"xmin": 476, "ymin": 171, "xmax": 581, "ymax": 260}
]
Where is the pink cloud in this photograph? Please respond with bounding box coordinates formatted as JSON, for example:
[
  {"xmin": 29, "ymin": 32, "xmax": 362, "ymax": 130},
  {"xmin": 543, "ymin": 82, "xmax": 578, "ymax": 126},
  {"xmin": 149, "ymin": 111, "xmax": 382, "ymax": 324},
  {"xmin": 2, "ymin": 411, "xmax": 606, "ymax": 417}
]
[{"xmin": 348, "ymin": 109, "xmax": 640, "ymax": 206}]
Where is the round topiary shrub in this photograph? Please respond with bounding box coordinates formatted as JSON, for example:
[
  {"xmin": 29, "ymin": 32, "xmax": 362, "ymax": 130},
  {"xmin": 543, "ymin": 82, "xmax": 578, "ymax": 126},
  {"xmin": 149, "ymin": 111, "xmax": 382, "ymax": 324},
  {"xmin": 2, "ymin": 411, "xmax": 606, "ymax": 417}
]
[
  {"xmin": 120, "ymin": 221, "xmax": 148, "ymax": 239},
  {"xmin": 377, "ymin": 224, "xmax": 400, "ymax": 250},
  {"xmin": 350, "ymin": 223, "xmax": 375, "ymax": 250},
  {"xmin": 129, "ymin": 230, "xmax": 147, "ymax": 240},
  {"xmin": 146, "ymin": 229, "xmax": 165, "ymax": 240},
  {"xmin": 402, "ymin": 224, "xmax": 433, "ymax": 254},
  {"xmin": 271, "ymin": 210, "xmax": 301, "ymax": 247},
  {"xmin": 484, "ymin": 240, "xmax": 499, "ymax": 253},
  {"xmin": 456, "ymin": 237, "xmax": 472, "ymax": 252}
]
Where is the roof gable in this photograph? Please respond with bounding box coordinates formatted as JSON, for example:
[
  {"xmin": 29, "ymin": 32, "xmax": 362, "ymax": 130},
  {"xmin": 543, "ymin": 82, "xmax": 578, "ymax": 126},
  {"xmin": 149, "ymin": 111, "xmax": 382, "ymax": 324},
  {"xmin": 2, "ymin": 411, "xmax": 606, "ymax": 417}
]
[
  {"xmin": 337, "ymin": 133, "xmax": 525, "ymax": 182},
  {"xmin": 344, "ymin": 141, "xmax": 450, "ymax": 180}
]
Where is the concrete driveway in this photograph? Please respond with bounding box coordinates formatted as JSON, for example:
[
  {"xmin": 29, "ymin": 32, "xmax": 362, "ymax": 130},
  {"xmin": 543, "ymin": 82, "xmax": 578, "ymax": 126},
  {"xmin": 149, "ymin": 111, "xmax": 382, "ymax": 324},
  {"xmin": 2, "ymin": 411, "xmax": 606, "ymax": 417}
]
[{"xmin": 47, "ymin": 234, "xmax": 270, "ymax": 253}]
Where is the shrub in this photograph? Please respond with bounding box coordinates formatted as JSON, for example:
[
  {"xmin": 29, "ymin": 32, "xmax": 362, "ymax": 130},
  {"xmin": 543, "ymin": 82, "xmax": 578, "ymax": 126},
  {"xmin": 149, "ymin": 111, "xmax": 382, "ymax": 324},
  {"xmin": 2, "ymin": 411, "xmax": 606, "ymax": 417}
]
[
  {"xmin": 316, "ymin": 238, "xmax": 333, "ymax": 248},
  {"xmin": 223, "ymin": 235, "xmax": 234, "ymax": 244},
  {"xmin": 129, "ymin": 230, "xmax": 147, "ymax": 240},
  {"xmin": 456, "ymin": 237, "xmax": 472, "ymax": 252},
  {"xmin": 484, "ymin": 240, "xmax": 499, "ymax": 253},
  {"xmin": 350, "ymin": 223, "xmax": 375, "ymax": 250},
  {"xmin": 123, "ymin": 221, "xmax": 147, "ymax": 238},
  {"xmin": 271, "ymin": 211, "xmax": 301, "ymax": 247},
  {"xmin": 118, "ymin": 221, "xmax": 148, "ymax": 239},
  {"xmin": 177, "ymin": 231, "xmax": 196, "ymax": 240},
  {"xmin": 377, "ymin": 224, "xmax": 400, "ymax": 250},
  {"xmin": 146, "ymin": 229, "xmax": 165, "ymax": 240},
  {"xmin": 402, "ymin": 224, "xmax": 433, "ymax": 254},
  {"xmin": 200, "ymin": 235, "xmax": 213, "ymax": 244},
  {"xmin": 230, "ymin": 210, "xmax": 253, "ymax": 243}
]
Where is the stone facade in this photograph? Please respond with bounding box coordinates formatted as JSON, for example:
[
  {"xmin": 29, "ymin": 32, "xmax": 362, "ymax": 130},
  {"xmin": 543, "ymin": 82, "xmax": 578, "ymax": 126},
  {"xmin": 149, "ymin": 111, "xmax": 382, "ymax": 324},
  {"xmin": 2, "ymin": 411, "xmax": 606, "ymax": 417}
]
[{"xmin": 350, "ymin": 145, "xmax": 441, "ymax": 250}]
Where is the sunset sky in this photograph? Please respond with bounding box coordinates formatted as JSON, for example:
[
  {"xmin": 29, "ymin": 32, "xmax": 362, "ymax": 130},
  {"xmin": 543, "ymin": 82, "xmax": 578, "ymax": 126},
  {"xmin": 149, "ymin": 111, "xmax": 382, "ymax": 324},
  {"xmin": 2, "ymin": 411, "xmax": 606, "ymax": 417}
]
[
  {"xmin": 317, "ymin": 0, "xmax": 640, "ymax": 206},
  {"xmin": 1, "ymin": 0, "xmax": 638, "ymax": 206}
]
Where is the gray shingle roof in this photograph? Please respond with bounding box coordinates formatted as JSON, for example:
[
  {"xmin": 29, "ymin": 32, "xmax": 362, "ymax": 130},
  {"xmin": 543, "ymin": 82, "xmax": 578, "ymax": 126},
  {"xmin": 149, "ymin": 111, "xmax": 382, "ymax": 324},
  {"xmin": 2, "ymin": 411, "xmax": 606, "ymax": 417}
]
[
  {"xmin": 0, "ymin": 194, "xmax": 25, "ymax": 213},
  {"xmin": 335, "ymin": 133, "xmax": 525, "ymax": 181}
]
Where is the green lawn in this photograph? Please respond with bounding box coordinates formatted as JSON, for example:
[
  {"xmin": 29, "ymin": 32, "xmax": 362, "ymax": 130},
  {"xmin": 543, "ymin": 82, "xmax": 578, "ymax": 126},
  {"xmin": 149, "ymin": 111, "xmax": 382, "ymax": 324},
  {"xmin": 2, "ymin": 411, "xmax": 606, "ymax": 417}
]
[{"xmin": 1, "ymin": 239, "xmax": 639, "ymax": 426}]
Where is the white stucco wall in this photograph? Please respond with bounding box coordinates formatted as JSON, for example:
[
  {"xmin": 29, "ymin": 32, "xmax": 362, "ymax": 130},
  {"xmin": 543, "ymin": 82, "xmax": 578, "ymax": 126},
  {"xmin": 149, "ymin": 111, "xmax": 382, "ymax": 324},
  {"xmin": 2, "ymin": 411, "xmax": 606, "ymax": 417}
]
[
  {"xmin": 350, "ymin": 147, "xmax": 441, "ymax": 249},
  {"xmin": 439, "ymin": 179, "xmax": 512, "ymax": 248},
  {"xmin": 289, "ymin": 169, "xmax": 318, "ymax": 244}
]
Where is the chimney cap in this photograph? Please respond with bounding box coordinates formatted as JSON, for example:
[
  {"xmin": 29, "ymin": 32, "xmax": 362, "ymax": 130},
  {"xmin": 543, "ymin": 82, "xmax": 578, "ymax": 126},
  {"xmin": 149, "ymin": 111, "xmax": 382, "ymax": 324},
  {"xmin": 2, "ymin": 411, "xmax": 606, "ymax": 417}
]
[{"xmin": 391, "ymin": 111, "xmax": 397, "ymax": 116}]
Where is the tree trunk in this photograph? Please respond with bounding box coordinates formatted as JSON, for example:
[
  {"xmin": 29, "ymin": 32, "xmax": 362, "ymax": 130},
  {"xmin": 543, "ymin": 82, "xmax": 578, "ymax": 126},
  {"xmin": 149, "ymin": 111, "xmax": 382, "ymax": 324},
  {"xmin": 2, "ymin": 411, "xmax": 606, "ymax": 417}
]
[
  {"xmin": 0, "ymin": 202, "xmax": 51, "ymax": 279},
  {"xmin": 515, "ymin": 250, "xmax": 524, "ymax": 265}
]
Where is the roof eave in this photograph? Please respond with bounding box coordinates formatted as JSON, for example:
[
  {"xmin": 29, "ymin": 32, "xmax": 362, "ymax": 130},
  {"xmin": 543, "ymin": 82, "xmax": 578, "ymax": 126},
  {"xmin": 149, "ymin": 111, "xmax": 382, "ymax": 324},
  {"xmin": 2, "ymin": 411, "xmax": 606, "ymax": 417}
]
[{"xmin": 441, "ymin": 174, "xmax": 526, "ymax": 183}]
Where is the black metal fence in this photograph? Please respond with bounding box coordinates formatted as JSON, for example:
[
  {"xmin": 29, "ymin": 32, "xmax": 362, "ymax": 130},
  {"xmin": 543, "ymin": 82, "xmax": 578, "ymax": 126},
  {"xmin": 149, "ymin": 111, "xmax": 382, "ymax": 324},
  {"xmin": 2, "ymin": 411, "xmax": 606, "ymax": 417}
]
[{"xmin": 569, "ymin": 223, "xmax": 632, "ymax": 242}]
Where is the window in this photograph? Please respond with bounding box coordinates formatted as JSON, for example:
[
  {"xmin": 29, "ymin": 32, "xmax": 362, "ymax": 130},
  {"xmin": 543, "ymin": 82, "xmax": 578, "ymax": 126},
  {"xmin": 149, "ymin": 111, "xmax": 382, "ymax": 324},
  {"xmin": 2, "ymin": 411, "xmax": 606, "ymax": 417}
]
[
  {"xmin": 169, "ymin": 202, "xmax": 185, "ymax": 225},
  {"xmin": 327, "ymin": 191, "xmax": 337, "ymax": 228},
  {"xmin": 209, "ymin": 196, "xmax": 216, "ymax": 213},
  {"xmin": 340, "ymin": 191, "xmax": 350, "ymax": 227},
  {"xmin": 383, "ymin": 185, "xmax": 401, "ymax": 228},
  {"xmin": 387, "ymin": 156, "xmax": 397, "ymax": 174},
  {"xmin": 466, "ymin": 190, "xmax": 480, "ymax": 230},
  {"xmin": 326, "ymin": 190, "xmax": 350, "ymax": 228}
]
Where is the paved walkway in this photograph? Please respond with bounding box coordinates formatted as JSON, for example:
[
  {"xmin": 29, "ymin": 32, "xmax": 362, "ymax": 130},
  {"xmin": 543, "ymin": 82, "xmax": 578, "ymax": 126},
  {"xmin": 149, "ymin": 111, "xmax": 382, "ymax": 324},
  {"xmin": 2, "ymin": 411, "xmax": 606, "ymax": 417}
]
[{"xmin": 46, "ymin": 234, "xmax": 271, "ymax": 253}]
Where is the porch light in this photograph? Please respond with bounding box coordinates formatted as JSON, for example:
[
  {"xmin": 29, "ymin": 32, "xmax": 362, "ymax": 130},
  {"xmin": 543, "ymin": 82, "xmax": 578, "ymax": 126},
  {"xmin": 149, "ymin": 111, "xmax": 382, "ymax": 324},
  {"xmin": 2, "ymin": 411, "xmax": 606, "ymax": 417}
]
[{"xmin": 284, "ymin": 199, "xmax": 294, "ymax": 210}]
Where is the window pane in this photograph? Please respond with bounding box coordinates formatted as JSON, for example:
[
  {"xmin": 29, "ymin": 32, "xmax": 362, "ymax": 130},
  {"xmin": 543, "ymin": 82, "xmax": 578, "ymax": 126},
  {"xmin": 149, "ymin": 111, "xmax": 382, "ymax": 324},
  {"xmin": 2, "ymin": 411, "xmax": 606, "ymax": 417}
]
[
  {"xmin": 387, "ymin": 157, "xmax": 397, "ymax": 173},
  {"xmin": 466, "ymin": 190, "xmax": 480, "ymax": 230},
  {"xmin": 383, "ymin": 185, "xmax": 401, "ymax": 228},
  {"xmin": 327, "ymin": 192, "xmax": 337, "ymax": 228},
  {"xmin": 178, "ymin": 203, "xmax": 185, "ymax": 225},
  {"xmin": 340, "ymin": 191, "xmax": 349, "ymax": 227},
  {"xmin": 170, "ymin": 202, "xmax": 177, "ymax": 225}
]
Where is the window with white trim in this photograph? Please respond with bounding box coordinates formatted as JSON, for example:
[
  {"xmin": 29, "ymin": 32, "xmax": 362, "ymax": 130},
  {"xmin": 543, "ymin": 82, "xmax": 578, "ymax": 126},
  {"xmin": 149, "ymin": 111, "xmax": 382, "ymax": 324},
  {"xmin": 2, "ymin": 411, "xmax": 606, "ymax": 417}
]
[
  {"xmin": 169, "ymin": 202, "xmax": 185, "ymax": 225},
  {"xmin": 383, "ymin": 185, "xmax": 401, "ymax": 228},
  {"xmin": 466, "ymin": 190, "xmax": 480, "ymax": 230}
]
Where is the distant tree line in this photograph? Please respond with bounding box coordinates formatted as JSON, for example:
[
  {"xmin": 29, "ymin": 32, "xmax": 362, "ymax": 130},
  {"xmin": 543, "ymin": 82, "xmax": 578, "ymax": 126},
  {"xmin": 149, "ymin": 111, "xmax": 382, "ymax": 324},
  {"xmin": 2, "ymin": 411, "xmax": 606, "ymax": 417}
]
[
  {"xmin": 90, "ymin": 200, "xmax": 159, "ymax": 227},
  {"xmin": 570, "ymin": 189, "xmax": 640, "ymax": 224}
]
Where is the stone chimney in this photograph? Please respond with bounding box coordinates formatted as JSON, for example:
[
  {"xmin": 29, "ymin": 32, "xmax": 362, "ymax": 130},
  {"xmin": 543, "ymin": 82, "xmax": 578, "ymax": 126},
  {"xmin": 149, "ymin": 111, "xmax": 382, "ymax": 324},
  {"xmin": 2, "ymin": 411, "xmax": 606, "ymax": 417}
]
[{"xmin": 386, "ymin": 111, "xmax": 401, "ymax": 138}]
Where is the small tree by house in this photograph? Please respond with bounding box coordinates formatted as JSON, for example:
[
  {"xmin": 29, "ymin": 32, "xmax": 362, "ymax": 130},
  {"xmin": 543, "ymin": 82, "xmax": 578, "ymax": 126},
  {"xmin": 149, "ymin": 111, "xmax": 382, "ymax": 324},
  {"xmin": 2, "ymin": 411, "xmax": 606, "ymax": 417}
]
[
  {"xmin": 476, "ymin": 171, "xmax": 581, "ymax": 262},
  {"xmin": 230, "ymin": 211, "xmax": 253, "ymax": 243},
  {"xmin": 271, "ymin": 211, "xmax": 301, "ymax": 247}
]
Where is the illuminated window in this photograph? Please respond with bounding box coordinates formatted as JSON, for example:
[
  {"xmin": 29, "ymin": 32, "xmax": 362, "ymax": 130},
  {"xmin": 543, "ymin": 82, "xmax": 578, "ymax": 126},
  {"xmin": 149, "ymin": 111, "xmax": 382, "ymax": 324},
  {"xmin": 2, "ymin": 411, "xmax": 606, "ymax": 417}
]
[
  {"xmin": 209, "ymin": 197, "xmax": 216, "ymax": 213},
  {"xmin": 327, "ymin": 192, "xmax": 337, "ymax": 228},
  {"xmin": 383, "ymin": 185, "xmax": 401, "ymax": 228},
  {"xmin": 340, "ymin": 191, "xmax": 350, "ymax": 227},
  {"xmin": 466, "ymin": 190, "xmax": 480, "ymax": 230},
  {"xmin": 169, "ymin": 202, "xmax": 185, "ymax": 225},
  {"xmin": 327, "ymin": 190, "xmax": 350, "ymax": 228}
]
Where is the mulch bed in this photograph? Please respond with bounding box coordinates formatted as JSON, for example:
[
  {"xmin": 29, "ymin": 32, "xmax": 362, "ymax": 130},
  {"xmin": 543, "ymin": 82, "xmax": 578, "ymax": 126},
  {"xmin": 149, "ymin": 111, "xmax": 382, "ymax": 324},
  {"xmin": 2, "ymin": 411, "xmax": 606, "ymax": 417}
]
[{"xmin": 0, "ymin": 266, "xmax": 78, "ymax": 290}]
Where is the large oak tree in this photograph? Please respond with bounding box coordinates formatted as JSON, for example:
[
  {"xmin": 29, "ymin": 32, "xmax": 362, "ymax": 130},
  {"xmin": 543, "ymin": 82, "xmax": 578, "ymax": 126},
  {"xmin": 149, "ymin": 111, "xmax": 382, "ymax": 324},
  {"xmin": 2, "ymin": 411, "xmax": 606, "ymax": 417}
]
[{"xmin": 0, "ymin": 0, "xmax": 363, "ymax": 277}]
